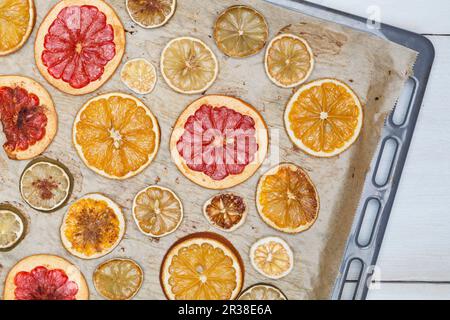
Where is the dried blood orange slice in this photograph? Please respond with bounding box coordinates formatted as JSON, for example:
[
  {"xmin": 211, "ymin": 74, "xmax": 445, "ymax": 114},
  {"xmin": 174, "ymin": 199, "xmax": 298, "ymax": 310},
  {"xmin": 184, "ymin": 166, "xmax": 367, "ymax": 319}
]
[
  {"xmin": 3, "ymin": 254, "xmax": 89, "ymax": 300},
  {"xmin": 0, "ymin": 75, "xmax": 57, "ymax": 160},
  {"xmin": 126, "ymin": 0, "xmax": 176, "ymax": 29},
  {"xmin": 170, "ymin": 95, "xmax": 268, "ymax": 189},
  {"xmin": 34, "ymin": 0, "xmax": 125, "ymax": 95},
  {"xmin": 238, "ymin": 283, "xmax": 287, "ymax": 300},
  {"xmin": 160, "ymin": 232, "xmax": 244, "ymax": 300},
  {"xmin": 203, "ymin": 193, "xmax": 247, "ymax": 232}
]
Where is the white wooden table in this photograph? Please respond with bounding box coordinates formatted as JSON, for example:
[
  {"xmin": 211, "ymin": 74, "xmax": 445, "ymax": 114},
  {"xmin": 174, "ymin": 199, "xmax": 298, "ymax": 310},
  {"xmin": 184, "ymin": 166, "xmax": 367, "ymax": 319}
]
[{"xmin": 306, "ymin": 0, "xmax": 450, "ymax": 300}]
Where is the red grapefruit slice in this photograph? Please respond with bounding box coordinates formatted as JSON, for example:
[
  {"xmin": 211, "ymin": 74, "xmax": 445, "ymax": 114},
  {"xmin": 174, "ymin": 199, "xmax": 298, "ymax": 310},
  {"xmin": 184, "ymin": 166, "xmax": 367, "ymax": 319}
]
[
  {"xmin": 34, "ymin": 0, "xmax": 125, "ymax": 95},
  {"xmin": 0, "ymin": 76, "xmax": 57, "ymax": 160},
  {"xmin": 170, "ymin": 95, "xmax": 268, "ymax": 189}
]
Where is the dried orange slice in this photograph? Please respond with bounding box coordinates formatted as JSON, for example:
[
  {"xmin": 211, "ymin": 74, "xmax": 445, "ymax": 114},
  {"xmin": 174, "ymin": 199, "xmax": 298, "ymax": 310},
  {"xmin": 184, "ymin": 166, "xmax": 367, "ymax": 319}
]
[
  {"xmin": 161, "ymin": 37, "xmax": 218, "ymax": 94},
  {"xmin": 250, "ymin": 237, "xmax": 293, "ymax": 279},
  {"xmin": 73, "ymin": 92, "xmax": 160, "ymax": 180},
  {"xmin": 203, "ymin": 193, "xmax": 247, "ymax": 232},
  {"xmin": 265, "ymin": 33, "xmax": 314, "ymax": 88},
  {"xmin": 132, "ymin": 185, "xmax": 183, "ymax": 238},
  {"xmin": 126, "ymin": 0, "xmax": 176, "ymax": 29},
  {"xmin": 60, "ymin": 193, "xmax": 125, "ymax": 260},
  {"xmin": 238, "ymin": 283, "xmax": 287, "ymax": 300},
  {"xmin": 214, "ymin": 5, "xmax": 268, "ymax": 58},
  {"xmin": 257, "ymin": 163, "xmax": 319, "ymax": 234},
  {"xmin": 285, "ymin": 78, "xmax": 363, "ymax": 157},
  {"xmin": 93, "ymin": 258, "xmax": 143, "ymax": 300},
  {"xmin": 0, "ymin": 0, "xmax": 35, "ymax": 56},
  {"xmin": 160, "ymin": 232, "xmax": 244, "ymax": 300}
]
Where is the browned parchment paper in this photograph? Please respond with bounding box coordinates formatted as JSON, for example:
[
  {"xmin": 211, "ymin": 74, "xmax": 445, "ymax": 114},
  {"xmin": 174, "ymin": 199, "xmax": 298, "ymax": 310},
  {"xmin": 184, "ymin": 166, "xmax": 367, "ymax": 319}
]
[{"xmin": 0, "ymin": 0, "xmax": 417, "ymax": 299}]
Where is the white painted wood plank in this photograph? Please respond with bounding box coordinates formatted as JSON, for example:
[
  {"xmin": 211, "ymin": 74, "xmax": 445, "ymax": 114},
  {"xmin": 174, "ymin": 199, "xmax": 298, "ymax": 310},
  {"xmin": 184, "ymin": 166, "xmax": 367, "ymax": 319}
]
[{"xmin": 368, "ymin": 283, "xmax": 450, "ymax": 300}]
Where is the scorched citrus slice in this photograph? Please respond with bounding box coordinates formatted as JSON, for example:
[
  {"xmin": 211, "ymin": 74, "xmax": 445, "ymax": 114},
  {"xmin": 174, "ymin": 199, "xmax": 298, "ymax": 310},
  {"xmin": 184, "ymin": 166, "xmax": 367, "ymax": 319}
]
[
  {"xmin": 170, "ymin": 95, "xmax": 268, "ymax": 189},
  {"xmin": 250, "ymin": 236, "xmax": 293, "ymax": 279},
  {"xmin": 73, "ymin": 92, "xmax": 160, "ymax": 180},
  {"xmin": 160, "ymin": 232, "xmax": 244, "ymax": 300},
  {"xmin": 285, "ymin": 78, "xmax": 363, "ymax": 157},
  {"xmin": 3, "ymin": 254, "xmax": 89, "ymax": 300},
  {"xmin": 238, "ymin": 283, "xmax": 287, "ymax": 300},
  {"xmin": 0, "ymin": 75, "xmax": 57, "ymax": 160},
  {"xmin": 256, "ymin": 163, "xmax": 319, "ymax": 234},
  {"xmin": 34, "ymin": 0, "xmax": 125, "ymax": 95},
  {"xmin": 203, "ymin": 193, "xmax": 247, "ymax": 232},
  {"xmin": 126, "ymin": 0, "xmax": 176, "ymax": 29},
  {"xmin": 60, "ymin": 193, "xmax": 125, "ymax": 260},
  {"xmin": 0, "ymin": 207, "xmax": 26, "ymax": 251},
  {"xmin": 132, "ymin": 185, "xmax": 183, "ymax": 238},
  {"xmin": 121, "ymin": 58, "xmax": 157, "ymax": 95},
  {"xmin": 214, "ymin": 5, "xmax": 268, "ymax": 58}
]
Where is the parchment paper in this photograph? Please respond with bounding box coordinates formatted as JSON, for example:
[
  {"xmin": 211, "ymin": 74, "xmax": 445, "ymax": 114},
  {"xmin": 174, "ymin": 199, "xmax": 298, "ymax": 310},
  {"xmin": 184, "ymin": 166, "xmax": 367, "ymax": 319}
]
[{"xmin": 0, "ymin": 0, "xmax": 417, "ymax": 299}]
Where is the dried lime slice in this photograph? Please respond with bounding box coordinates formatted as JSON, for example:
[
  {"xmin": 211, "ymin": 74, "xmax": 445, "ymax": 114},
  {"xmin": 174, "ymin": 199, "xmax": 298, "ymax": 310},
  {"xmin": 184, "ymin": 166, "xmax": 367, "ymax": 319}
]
[
  {"xmin": 0, "ymin": 209, "xmax": 25, "ymax": 250},
  {"xmin": 238, "ymin": 283, "xmax": 287, "ymax": 300},
  {"xmin": 121, "ymin": 58, "xmax": 157, "ymax": 94}
]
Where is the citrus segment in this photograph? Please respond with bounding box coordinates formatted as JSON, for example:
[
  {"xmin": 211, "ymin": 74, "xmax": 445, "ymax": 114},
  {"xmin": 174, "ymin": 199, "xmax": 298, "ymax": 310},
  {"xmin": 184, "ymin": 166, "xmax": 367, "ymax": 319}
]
[
  {"xmin": 250, "ymin": 237, "xmax": 293, "ymax": 279},
  {"xmin": 121, "ymin": 58, "xmax": 157, "ymax": 94},
  {"xmin": 203, "ymin": 193, "xmax": 247, "ymax": 232},
  {"xmin": 126, "ymin": 0, "xmax": 176, "ymax": 29},
  {"xmin": 285, "ymin": 79, "xmax": 363, "ymax": 157},
  {"xmin": 238, "ymin": 283, "xmax": 287, "ymax": 300},
  {"xmin": 0, "ymin": 209, "xmax": 25, "ymax": 251}
]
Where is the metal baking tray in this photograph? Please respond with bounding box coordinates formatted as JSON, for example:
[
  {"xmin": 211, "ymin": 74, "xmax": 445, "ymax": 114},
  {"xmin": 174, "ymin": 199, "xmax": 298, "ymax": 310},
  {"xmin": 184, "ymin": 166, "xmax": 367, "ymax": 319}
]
[{"xmin": 266, "ymin": 0, "xmax": 435, "ymax": 300}]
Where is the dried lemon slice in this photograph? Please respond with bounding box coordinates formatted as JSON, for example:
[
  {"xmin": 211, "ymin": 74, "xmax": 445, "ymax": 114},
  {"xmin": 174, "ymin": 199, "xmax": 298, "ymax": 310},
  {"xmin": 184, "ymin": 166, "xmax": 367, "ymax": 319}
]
[
  {"xmin": 250, "ymin": 237, "xmax": 294, "ymax": 279},
  {"xmin": 214, "ymin": 5, "xmax": 268, "ymax": 58},
  {"xmin": 265, "ymin": 33, "xmax": 314, "ymax": 88},
  {"xmin": 0, "ymin": 209, "xmax": 25, "ymax": 251},
  {"xmin": 203, "ymin": 193, "xmax": 247, "ymax": 232},
  {"xmin": 132, "ymin": 186, "xmax": 183, "ymax": 238},
  {"xmin": 238, "ymin": 283, "xmax": 287, "ymax": 300},
  {"xmin": 126, "ymin": 0, "xmax": 176, "ymax": 29},
  {"xmin": 121, "ymin": 58, "xmax": 157, "ymax": 95},
  {"xmin": 161, "ymin": 37, "xmax": 218, "ymax": 94},
  {"xmin": 285, "ymin": 78, "xmax": 363, "ymax": 157},
  {"xmin": 94, "ymin": 258, "xmax": 143, "ymax": 300}
]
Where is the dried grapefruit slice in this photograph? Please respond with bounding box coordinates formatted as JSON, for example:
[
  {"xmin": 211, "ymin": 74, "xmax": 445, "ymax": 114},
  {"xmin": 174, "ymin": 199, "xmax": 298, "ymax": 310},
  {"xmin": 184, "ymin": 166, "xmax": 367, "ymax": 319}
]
[
  {"xmin": 121, "ymin": 58, "xmax": 157, "ymax": 95},
  {"xmin": 132, "ymin": 185, "xmax": 183, "ymax": 238},
  {"xmin": 160, "ymin": 232, "xmax": 244, "ymax": 300},
  {"xmin": 250, "ymin": 237, "xmax": 293, "ymax": 279},
  {"xmin": 60, "ymin": 193, "xmax": 125, "ymax": 260},
  {"xmin": 0, "ymin": 75, "xmax": 57, "ymax": 160},
  {"xmin": 161, "ymin": 37, "xmax": 218, "ymax": 94},
  {"xmin": 3, "ymin": 254, "xmax": 89, "ymax": 300},
  {"xmin": 214, "ymin": 5, "xmax": 268, "ymax": 58},
  {"xmin": 0, "ymin": 208, "xmax": 25, "ymax": 251},
  {"xmin": 93, "ymin": 258, "xmax": 143, "ymax": 300},
  {"xmin": 0, "ymin": 0, "xmax": 35, "ymax": 56},
  {"xmin": 126, "ymin": 0, "xmax": 176, "ymax": 29},
  {"xmin": 73, "ymin": 92, "xmax": 160, "ymax": 180},
  {"xmin": 265, "ymin": 33, "xmax": 314, "ymax": 88},
  {"xmin": 34, "ymin": 0, "xmax": 125, "ymax": 95},
  {"xmin": 170, "ymin": 95, "xmax": 268, "ymax": 189},
  {"xmin": 256, "ymin": 163, "xmax": 319, "ymax": 234},
  {"xmin": 203, "ymin": 193, "xmax": 247, "ymax": 232},
  {"xmin": 238, "ymin": 283, "xmax": 287, "ymax": 300},
  {"xmin": 285, "ymin": 78, "xmax": 363, "ymax": 157}
]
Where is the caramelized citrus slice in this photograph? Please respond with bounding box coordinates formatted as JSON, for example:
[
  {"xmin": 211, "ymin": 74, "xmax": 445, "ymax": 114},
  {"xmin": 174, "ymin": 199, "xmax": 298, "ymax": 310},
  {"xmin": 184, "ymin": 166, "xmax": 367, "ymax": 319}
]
[
  {"xmin": 203, "ymin": 193, "xmax": 247, "ymax": 232},
  {"xmin": 94, "ymin": 258, "xmax": 143, "ymax": 300},
  {"xmin": 126, "ymin": 0, "xmax": 176, "ymax": 29},
  {"xmin": 250, "ymin": 237, "xmax": 293, "ymax": 279},
  {"xmin": 73, "ymin": 92, "xmax": 160, "ymax": 180},
  {"xmin": 161, "ymin": 37, "xmax": 218, "ymax": 94},
  {"xmin": 265, "ymin": 33, "xmax": 314, "ymax": 88},
  {"xmin": 285, "ymin": 78, "xmax": 363, "ymax": 157},
  {"xmin": 238, "ymin": 283, "xmax": 287, "ymax": 300},
  {"xmin": 160, "ymin": 232, "xmax": 244, "ymax": 300},
  {"xmin": 132, "ymin": 186, "xmax": 183, "ymax": 237},
  {"xmin": 60, "ymin": 194, "xmax": 125, "ymax": 260},
  {"xmin": 121, "ymin": 58, "xmax": 157, "ymax": 95},
  {"xmin": 0, "ymin": 0, "xmax": 35, "ymax": 56},
  {"xmin": 257, "ymin": 163, "xmax": 319, "ymax": 234},
  {"xmin": 214, "ymin": 5, "xmax": 268, "ymax": 58},
  {"xmin": 0, "ymin": 209, "xmax": 25, "ymax": 250}
]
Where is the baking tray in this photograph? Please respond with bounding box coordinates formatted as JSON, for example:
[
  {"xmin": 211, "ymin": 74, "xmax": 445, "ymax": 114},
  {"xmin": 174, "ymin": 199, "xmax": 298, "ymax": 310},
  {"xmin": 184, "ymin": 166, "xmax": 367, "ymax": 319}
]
[{"xmin": 266, "ymin": 0, "xmax": 435, "ymax": 300}]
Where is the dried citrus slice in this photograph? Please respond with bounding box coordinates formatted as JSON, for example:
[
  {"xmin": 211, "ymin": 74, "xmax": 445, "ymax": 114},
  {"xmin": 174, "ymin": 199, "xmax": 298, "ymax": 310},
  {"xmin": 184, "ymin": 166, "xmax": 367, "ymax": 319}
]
[
  {"xmin": 93, "ymin": 258, "xmax": 143, "ymax": 300},
  {"xmin": 121, "ymin": 58, "xmax": 157, "ymax": 95},
  {"xmin": 265, "ymin": 33, "xmax": 314, "ymax": 88},
  {"xmin": 132, "ymin": 185, "xmax": 183, "ymax": 238},
  {"xmin": 250, "ymin": 237, "xmax": 293, "ymax": 279},
  {"xmin": 256, "ymin": 163, "xmax": 319, "ymax": 234},
  {"xmin": 0, "ymin": 208, "xmax": 25, "ymax": 251},
  {"xmin": 3, "ymin": 254, "xmax": 89, "ymax": 300},
  {"xmin": 20, "ymin": 159, "xmax": 73, "ymax": 212},
  {"xmin": 0, "ymin": 0, "xmax": 35, "ymax": 56},
  {"xmin": 161, "ymin": 37, "xmax": 218, "ymax": 94},
  {"xmin": 203, "ymin": 193, "xmax": 247, "ymax": 232},
  {"xmin": 214, "ymin": 5, "xmax": 268, "ymax": 58},
  {"xmin": 73, "ymin": 92, "xmax": 160, "ymax": 180},
  {"xmin": 60, "ymin": 193, "xmax": 125, "ymax": 260},
  {"xmin": 238, "ymin": 283, "xmax": 287, "ymax": 300},
  {"xmin": 126, "ymin": 0, "xmax": 176, "ymax": 29},
  {"xmin": 160, "ymin": 232, "xmax": 244, "ymax": 300},
  {"xmin": 170, "ymin": 95, "xmax": 268, "ymax": 189},
  {"xmin": 285, "ymin": 78, "xmax": 363, "ymax": 157},
  {"xmin": 34, "ymin": 0, "xmax": 125, "ymax": 95},
  {"xmin": 0, "ymin": 75, "xmax": 57, "ymax": 160}
]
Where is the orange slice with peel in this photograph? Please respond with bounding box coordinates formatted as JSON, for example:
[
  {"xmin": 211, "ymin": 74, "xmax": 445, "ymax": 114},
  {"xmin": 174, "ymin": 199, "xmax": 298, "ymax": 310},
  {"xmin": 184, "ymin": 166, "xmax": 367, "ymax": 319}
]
[
  {"xmin": 126, "ymin": 0, "xmax": 176, "ymax": 29},
  {"xmin": 238, "ymin": 283, "xmax": 287, "ymax": 300},
  {"xmin": 203, "ymin": 193, "xmax": 247, "ymax": 232}
]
